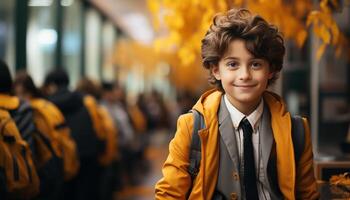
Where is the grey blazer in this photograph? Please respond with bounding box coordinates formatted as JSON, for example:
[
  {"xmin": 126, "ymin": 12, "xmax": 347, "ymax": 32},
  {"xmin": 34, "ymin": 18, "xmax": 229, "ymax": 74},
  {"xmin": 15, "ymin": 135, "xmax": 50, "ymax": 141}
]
[{"xmin": 215, "ymin": 97, "xmax": 283, "ymax": 200}]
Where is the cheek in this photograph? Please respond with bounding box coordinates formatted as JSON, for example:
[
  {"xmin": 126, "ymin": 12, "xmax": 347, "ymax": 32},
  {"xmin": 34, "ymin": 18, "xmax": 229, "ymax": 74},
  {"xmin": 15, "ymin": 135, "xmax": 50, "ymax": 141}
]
[
  {"xmin": 249, "ymin": 75, "xmax": 267, "ymax": 89},
  {"xmin": 220, "ymin": 74, "xmax": 234, "ymax": 85}
]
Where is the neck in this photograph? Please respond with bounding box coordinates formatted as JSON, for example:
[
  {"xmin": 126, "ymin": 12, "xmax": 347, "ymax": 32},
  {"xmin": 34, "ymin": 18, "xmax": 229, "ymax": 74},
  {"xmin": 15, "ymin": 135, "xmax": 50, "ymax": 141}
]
[{"xmin": 227, "ymin": 96, "xmax": 261, "ymax": 116}]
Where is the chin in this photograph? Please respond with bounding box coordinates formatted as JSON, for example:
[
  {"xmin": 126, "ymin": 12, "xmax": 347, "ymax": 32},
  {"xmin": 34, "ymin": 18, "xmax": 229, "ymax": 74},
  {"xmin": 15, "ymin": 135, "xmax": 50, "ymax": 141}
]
[
  {"xmin": 237, "ymin": 97, "xmax": 258, "ymax": 104},
  {"xmin": 233, "ymin": 93, "xmax": 260, "ymax": 104}
]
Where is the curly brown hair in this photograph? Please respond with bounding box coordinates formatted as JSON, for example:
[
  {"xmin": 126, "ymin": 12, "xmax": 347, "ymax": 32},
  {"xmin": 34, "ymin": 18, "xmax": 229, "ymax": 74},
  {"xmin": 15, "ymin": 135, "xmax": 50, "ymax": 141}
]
[{"xmin": 201, "ymin": 8, "xmax": 285, "ymax": 91}]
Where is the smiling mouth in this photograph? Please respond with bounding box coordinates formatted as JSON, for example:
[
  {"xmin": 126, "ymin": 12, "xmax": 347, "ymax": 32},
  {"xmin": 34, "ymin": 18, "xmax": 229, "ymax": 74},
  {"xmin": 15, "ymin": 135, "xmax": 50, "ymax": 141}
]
[{"xmin": 234, "ymin": 85, "xmax": 256, "ymax": 87}]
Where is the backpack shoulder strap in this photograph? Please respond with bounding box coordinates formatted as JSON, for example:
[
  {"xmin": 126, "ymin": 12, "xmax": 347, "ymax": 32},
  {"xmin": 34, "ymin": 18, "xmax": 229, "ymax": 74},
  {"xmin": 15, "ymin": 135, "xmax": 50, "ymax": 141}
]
[
  {"xmin": 188, "ymin": 109, "xmax": 205, "ymax": 181},
  {"xmin": 10, "ymin": 100, "xmax": 36, "ymax": 141},
  {"xmin": 291, "ymin": 115, "xmax": 305, "ymax": 167}
]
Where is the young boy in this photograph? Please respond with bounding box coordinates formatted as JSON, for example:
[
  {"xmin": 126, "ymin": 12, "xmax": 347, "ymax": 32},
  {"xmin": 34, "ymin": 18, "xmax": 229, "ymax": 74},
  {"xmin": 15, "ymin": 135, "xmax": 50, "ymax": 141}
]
[{"xmin": 155, "ymin": 8, "xmax": 319, "ymax": 200}]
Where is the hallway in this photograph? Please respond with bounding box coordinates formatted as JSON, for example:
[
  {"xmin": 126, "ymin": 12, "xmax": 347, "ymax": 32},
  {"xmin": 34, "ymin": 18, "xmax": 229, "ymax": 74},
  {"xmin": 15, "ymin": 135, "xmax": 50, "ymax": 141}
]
[{"xmin": 115, "ymin": 130, "xmax": 172, "ymax": 200}]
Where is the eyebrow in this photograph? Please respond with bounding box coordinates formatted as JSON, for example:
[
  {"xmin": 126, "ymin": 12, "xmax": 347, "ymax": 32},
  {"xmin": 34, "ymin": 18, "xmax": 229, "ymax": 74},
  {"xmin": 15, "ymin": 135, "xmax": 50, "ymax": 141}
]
[
  {"xmin": 223, "ymin": 56, "xmax": 240, "ymax": 60},
  {"xmin": 223, "ymin": 56, "xmax": 263, "ymax": 61}
]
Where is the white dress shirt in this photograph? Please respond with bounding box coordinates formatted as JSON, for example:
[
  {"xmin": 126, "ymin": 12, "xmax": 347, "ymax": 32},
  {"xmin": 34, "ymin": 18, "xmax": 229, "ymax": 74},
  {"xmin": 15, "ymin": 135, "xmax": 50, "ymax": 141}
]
[{"xmin": 224, "ymin": 95, "xmax": 271, "ymax": 200}]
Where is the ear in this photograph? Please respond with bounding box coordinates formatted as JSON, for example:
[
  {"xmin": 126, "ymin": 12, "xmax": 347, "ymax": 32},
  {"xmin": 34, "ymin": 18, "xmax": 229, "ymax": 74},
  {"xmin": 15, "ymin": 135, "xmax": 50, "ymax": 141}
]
[
  {"xmin": 268, "ymin": 72, "xmax": 274, "ymax": 80},
  {"xmin": 211, "ymin": 65, "xmax": 221, "ymax": 80}
]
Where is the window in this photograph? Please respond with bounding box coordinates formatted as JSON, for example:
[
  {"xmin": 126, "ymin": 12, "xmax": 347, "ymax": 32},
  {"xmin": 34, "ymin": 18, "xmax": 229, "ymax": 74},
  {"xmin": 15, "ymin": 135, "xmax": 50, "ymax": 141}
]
[
  {"xmin": 0, "ymin": 0, "xmax": 15, "ymax": 73},
  {"xmin": 62, "ymin": 0, "xmax": 83, "ymax": 87},
  {"xmin": 27, "ymin": 1, "xmax": 57, "ymax": 85}
]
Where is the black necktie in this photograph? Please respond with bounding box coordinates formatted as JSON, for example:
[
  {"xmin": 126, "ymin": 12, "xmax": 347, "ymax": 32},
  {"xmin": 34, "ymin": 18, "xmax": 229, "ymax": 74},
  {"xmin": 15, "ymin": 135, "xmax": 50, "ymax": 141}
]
[{"xmin": 240, "ymin": 118, "xmax": 259, "ymax": 200}]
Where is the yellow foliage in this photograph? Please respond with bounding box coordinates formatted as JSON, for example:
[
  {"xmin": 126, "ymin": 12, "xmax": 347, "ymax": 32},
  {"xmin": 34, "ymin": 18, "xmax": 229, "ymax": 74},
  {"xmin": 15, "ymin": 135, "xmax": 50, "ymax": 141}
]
[
  {"xmin": 165, "ymin": 14, "xmax": 184, "ymax": 30},
  {"xmin": 306, "ymin": 11, "xmax": 320, "ymax": 27},
  {"xmin": 147, "ymin": 0, "xmax": 349, "ymax": 81},
  {"xmin": 331, "ymin": 22, "xmax": 340, "ymax": 44},
  {"xmin": 233, "ymin": 0, "xmax": 244, "ymax": 6},
  {"xmin": 217, "ymin": 0, "xmax": 228, "ymax": 11},
  {"xmin": 320, "ymin": 0, "xmax": 331, "ymax": 13},
  {"xmin": 113, "ymin": 38, "xmax": 209, "ymax": 92},
  {"xmin": 296, "ymin": 30, "xmax": 307, "ymax": 48},
  {"xmin": 316, "ymin": 43, "xmax": 327, "ymax": 60},
  {"xmin": 178, "ymin": 47, "xmax": 196, "ymax": 67},
  {"xmin": 305, "ymin": 0, "xmax": 348, "ymax": 60},
  {"xmin": 320, "ymin": 25, "xmax": 331, "ymax": 44}
]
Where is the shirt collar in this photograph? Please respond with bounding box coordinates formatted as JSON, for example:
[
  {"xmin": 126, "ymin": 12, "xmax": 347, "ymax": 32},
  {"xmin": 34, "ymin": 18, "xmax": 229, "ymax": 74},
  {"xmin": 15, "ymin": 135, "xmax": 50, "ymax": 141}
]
[{"xmin": 224, "ymin": 94, "xmax": 264, "ymax": 133}]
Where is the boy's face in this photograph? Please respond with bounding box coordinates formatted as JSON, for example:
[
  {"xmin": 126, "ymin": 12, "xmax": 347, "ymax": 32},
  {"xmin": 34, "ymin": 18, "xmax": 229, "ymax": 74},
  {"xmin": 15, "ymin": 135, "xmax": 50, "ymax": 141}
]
[{"xmin": 212, "ymin": 39, "xmax": 273, "ymax": 114}]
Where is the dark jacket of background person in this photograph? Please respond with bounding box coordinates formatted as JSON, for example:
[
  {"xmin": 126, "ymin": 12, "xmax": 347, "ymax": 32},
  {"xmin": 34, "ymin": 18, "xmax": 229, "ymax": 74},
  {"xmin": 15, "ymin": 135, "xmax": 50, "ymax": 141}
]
[
  {"xmin": 43, "ymin": 69, "xmax": 104, "ymax": 200},
  {"xmin": 76, "ymin": 77, "xmax": 119, "ymax": 200}
]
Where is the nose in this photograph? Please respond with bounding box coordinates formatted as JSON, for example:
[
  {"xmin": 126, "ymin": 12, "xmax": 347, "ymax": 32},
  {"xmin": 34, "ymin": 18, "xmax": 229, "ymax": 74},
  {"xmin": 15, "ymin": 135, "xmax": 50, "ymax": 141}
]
[{"xmin": 238, "ymin": 66, "xmax": 251, "ymax": 80}]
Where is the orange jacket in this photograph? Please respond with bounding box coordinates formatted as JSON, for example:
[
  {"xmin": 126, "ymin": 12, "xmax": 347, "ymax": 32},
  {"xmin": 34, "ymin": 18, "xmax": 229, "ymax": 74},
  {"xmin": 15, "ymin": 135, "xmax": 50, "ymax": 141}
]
[{"xmin": 155, "ymin": 89, "xmax": 319, "ymax": 200}]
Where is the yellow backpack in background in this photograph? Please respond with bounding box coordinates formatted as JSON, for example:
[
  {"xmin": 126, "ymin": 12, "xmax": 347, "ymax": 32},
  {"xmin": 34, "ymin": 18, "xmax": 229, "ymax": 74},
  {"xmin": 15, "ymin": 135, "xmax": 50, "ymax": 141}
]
[
  {"xmin": 128, "ymin": 105, "xmax": 147, "ymax": 134},
  {"xmin": 0, "ymin": 109, "xmax": 40, "ymax": 199},
  {"xmin": 98, "ymin": 106, "xmax": 118, "ymax": 166},
  {"xmin": 83, "ymin": 95, "xmax": 107, "ymax": 140},
  {"xmin": 30, "ymin": 99, "xmax": 80, "ymax": 181},
  {"xmin": 83, "ymin": 95, "xmax": 118, "ymax": 166}
]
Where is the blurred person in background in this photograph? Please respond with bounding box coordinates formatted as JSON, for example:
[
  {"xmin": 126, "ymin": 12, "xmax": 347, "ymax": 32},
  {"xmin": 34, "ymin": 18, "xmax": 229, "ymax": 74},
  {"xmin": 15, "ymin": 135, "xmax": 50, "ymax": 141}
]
[
  {"xmin": 139, "ymin": 90, "xmax": 170, "ymax": 132},
  {"xmin": 100, "ymin": 82, "xmax": 145, "ymax": 187},
  {"xmin": 0, "ymin": 60, "xmax": 37, "ymax": 166},
  {"xmin": 13, "ymin": 71, "xmax": 80, "ymax": 200},
  {"xmin": 1, "ymin": 60, "xmax": 65, "ymax": 200},
  {"xmin": 168, "ymin": 90, "xmax": 198, "ymax": 131},
  {"xmin": 0, "ymin": 60, "xmax": 40, "ymax": 199},
  {"xmin": 43, "ymin": 69, "xmax": 105, "ymax": 200},
  {"xmin": 136, "ymin": 93, "xmax": 152, "ymax": 131},
  {"xmin": 176, "ymin": 90, "xmax": 198, "ymax": 115},
  {"xmin": 76, "ymin": 77, "xmax": 118, "ymax": 200}
]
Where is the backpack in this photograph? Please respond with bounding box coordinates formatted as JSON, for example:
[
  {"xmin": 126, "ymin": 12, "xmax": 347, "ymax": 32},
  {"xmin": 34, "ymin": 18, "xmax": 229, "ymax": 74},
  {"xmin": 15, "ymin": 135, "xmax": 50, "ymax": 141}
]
[
  {"xmin": 0, "ymin": 108, "xmax": 40, "ymax": 199},
  {"xmin": 10, "ymin": 100, "xmax": 64, "ymax": 199},
  {"xmin": 31, "ymin": 99, "xmax": 79, "ymax": 181},
  {"xmin": 97, "ymin": 106, "xmax": 118, "ymax": 166},
  {"xmin": 83, "ymin": 96, "xmax": 108, "ymax": 159},
  {"xmin": 83, "ymin": 96, "xmax": 107, "ymax": 142},
  {"xmin": 187, "ymin": 109, "xmax": 306, "ymax": 182}
]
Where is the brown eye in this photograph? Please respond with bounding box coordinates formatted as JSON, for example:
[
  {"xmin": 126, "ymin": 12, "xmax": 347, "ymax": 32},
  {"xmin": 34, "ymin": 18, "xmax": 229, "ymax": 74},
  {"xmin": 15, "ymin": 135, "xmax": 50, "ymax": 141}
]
[
  {"xmin": 226, "ymin": 62, "xmax": 238, "ymax": 68},
  {"xmin": 251, "ymin": 62, "xmax": 262, "ymax": 68}
]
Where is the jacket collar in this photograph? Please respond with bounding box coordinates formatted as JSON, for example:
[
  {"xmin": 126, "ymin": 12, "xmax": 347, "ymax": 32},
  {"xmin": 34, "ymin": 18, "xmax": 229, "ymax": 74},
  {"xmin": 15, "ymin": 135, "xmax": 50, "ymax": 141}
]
[{"xmin": 193, "ymin": 89, "xmax": 222, "ymax": 126}]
